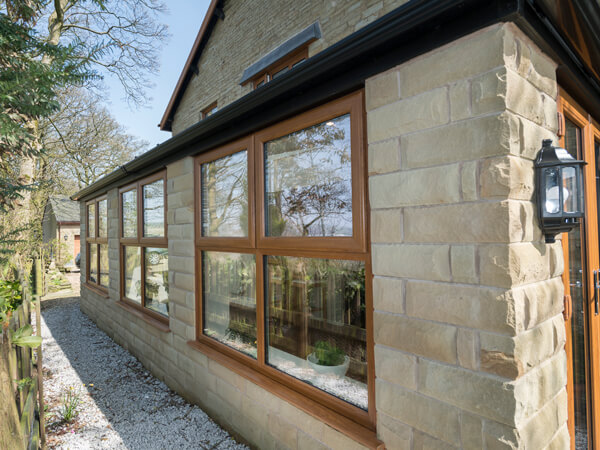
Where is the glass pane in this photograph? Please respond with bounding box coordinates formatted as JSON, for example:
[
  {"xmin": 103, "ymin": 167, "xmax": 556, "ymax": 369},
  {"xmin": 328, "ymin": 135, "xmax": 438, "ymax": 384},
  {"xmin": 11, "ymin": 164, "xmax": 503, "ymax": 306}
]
[
  {"xmin": 565, "ymin": 118, "xmax": 588, "ymax": 449},
  {"xmin": 145, "ymin": 247, "xmax": 169, "ymax": 316},
  {"xmin": 88, "ymin": 244, "xmax": 98, "ymax": 284},
  {"xmin": 266, "ymin": 256, "xmax": 367, "ymax": 409},
  {"xmin": 203, "ymin": 252, "xmax": 256, "ymax": 358},
  {"xmin": 124, "ymin": 246, "xmax": 141, "ymax": 304},
  {"xmin": 99, "ymin": 244, "xmax": 109, "ymax": 287},
  {"xmin": 201, "ymin": 151, "xmax": 248, "ymax": 237},
  {"xmin": 544, "ymin": 168, "xmax": 560, "ymax": 214},
  {"xmin": 143, "ymin": 180, "xmax": 165, "ymax": 237},
  {"xmin": 563, "ymin": 166, "xmax": 577, "ymax": 213},
  {"xmin": 272, "ymin": 66, "xmax": 289, "ymax": 79},
  {"xmin": 122, "ymin": 190, "xmax": 137, "ymax": 238},
  {"xmin": 265, "ymin": 114, "xmax": 353, "ymax": 237},
  {"xmin": 88, "ymin": 204, "xmax": 95, "ymax": 238},
  {"xmin": 98, "ymin": 199, "xmax": 107, "ymax": 238}
]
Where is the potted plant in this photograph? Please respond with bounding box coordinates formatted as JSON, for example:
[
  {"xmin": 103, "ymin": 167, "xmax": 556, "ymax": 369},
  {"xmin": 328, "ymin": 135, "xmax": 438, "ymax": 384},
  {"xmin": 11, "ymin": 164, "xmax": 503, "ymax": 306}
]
[{"xmin": 307, "ymin": 340, "xmax": 349, "ymax": 377}]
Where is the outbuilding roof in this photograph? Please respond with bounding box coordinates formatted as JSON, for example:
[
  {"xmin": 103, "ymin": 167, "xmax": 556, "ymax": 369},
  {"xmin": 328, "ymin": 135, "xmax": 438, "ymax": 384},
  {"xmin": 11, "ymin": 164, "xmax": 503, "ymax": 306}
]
[{"xmin": 49, "ymin": 196, "xmax": 80, "ymax": 223}]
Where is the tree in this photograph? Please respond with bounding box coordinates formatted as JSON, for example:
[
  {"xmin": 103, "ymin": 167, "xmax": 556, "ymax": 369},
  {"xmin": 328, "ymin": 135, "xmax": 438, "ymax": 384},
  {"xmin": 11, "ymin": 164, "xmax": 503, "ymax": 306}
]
[{"xmin": 38, "ymin": 87, "xmax": 147, "ymax": 194}]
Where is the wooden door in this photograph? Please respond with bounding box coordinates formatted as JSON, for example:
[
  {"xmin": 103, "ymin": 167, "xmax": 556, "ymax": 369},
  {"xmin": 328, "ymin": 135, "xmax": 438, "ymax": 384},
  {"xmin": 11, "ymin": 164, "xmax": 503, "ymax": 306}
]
[{"xmin": 560, "ymin": 90, "xmax": 600, "ymax": 449}]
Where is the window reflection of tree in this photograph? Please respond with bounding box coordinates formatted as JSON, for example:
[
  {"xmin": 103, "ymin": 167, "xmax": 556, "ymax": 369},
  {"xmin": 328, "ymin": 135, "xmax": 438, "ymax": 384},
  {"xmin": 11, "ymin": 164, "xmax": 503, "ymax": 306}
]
[
  {"xmin": 202, "ymin": 151, "xmax": 248, "ymax": 237},
  {"xmin": 266, "ymin": 114, "xmax": 353, "ymax": 237},
  {"xmin": 143, "ymin": 181, "xmax": 164, "ymax": 236}
]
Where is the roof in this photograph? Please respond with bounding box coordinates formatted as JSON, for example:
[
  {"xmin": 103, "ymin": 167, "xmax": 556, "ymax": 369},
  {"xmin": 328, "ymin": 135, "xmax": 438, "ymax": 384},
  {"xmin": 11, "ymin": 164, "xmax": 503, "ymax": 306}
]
[
  {"xmin": 74, "ymin": 0, "xmax": 600, "ymax": 202},
  {"xmin": 159, "ymin": 0, "xmax": 222, "ymax": 131},
  {"xmin": 49, "ymin": 196, "xmax": 80, "ymax": 223}
]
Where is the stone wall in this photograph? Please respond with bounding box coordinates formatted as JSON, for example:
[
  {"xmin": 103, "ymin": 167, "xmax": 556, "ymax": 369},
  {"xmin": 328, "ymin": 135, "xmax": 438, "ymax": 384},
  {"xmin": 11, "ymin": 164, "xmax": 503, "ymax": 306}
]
[
  {"xmin": 171, "ymin": 0, "xmax": 410, "ymax": 134},
  {"xmin": 79, "ymin": 22, "xmax": 568, "ymax": 450},
  {"xmin": 366, "ymin": 23, "xmax": 568, "ymax": 449}
]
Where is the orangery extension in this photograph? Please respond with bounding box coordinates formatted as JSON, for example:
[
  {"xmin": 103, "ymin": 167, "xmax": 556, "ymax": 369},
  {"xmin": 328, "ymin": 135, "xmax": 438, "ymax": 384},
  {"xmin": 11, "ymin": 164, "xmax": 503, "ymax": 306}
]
[{"xmin": 72, "ymin": 1, "xmax": 600, "ymax": 448}]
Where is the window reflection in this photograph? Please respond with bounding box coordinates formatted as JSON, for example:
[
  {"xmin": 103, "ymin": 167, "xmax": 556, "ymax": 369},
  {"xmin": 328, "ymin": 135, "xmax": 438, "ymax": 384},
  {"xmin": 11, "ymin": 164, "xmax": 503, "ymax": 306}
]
[
  {"xmin": 143, "ymin": 180, "xmax": 164, "ymax": 237},
  {"xmin": 89, "ymin": 244, "xmax": 98, "ymax": 284},
  {"xmin": 265, "ymin": 114, "xmax": 353, "ymax": 237},
  {"xmin": 145, "ymin": 247, "xmax": 169, "ymax": 316},
  {"xmin": 98, "ymin": 199, "xmax": 107, "ymax": 238},
  {"xmin": 99, "ymin": 244, "xmax": 109, "ymax": 287},
  {"xmin": 201, "ymin": 151, "xmax": 248, "ymax": 237},
  {"xmin": 124, "ymin": 246, "xmax": 141, "ymax": 303},
  {"xmin": 203, "ymin": 251, "xmax": 256, "ymax": 357},
  {"xmin": 266, "ymin": 255, "xmax": 367, "ymax": 409},
  {"xmin": 122, "ymin": 190, "xmax": 137, "ymax": 238},
  {"xmin": 88, "ymin": 204, "xmax": 95, "ymax": 238}
]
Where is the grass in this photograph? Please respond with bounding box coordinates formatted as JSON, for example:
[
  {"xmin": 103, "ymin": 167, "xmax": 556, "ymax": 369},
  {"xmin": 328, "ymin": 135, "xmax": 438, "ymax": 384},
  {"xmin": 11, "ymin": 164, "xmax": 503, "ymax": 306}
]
[{"xmin": 57, "ymin": 387, "xmax": 80, "ymax": 423}]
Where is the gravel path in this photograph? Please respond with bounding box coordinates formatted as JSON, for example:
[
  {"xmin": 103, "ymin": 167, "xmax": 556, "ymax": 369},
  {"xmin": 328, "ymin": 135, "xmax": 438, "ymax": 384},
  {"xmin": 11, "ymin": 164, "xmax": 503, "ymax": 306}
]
[{"xmin": 41, "ymin": 298, "xmax": 249, "ymax": 450}]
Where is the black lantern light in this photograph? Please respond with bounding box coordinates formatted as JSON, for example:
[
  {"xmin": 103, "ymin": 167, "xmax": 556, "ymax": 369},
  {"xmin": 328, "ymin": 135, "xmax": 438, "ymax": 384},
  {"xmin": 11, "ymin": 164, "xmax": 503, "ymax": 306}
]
[{"xmin": 535, "ymin": 139, "xmax": 586, "ymax": 243}]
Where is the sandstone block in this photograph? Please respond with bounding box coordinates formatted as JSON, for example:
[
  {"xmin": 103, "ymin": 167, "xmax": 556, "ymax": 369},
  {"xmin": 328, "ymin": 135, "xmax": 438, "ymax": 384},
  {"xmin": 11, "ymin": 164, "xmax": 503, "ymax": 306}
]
[
  {"xmin": 513, "ymin": 351, "xmax": 567, "ymax": 424},
  {"xmin": 402, "ymin": 113, "xmax": 520, "ymax": 169},
  {"xmin": 376, "ymin": 379, "xmax": 461, "ymax": 446},
  {"xmin": 399, "ymin": 25, "xmax": 506, "ymax": 97},
  {"xmin": 480, "ymin": 156, "xmax": 535, "ymax": 200},
  {"xmin": 506, "ymin": 69, "xmax": 557, "ymax": 130},
  {"xmin": 374, "ymin": 344, "xmax": 417, "ymax": 389},
  {"xmin": 371, "ymin": 209, "xmax": 403, "ymax": 243},
  {"xmin": 471, "ymin": 68, "xmax": 507, "ymax": 116},
  {"xmin": 461, "ymin": 161, "xmax": 478, "ymax": 202},
  {"xmin": 267, "ymin": 414, "xmax": 298, "ymax": 449},
  {"xmin": 406, "ymin": 281, "xmax": 514, "ymax": 334},
  {"xmin": 418, "ymin": 359, "xmax": 516, "ymax": 425},
  {"xmin": 167, "ymin": 157, "xmax": 194, "ymax": 179},
  {"xmin": 512, "ymin": 277, "xmax": 563, "ymax": 332},
  {"xmin": 369, "ymin": 164, "xmax": 460, "ymax": 208},
  {"xmin": 368, "ymin": 138, "xmax": 401, "ymax": 175},
  {"xmin": 174, "ymin": 272, "xmax": 195, "ymax": 292},
  {"xmin": 460, "ymin": 412, "xmax": 483, "ymax": 450},
  {"xmin": 479, "ymin": 242, "xmax": 553, "ymax": 288},
  {"xmin": 367, "ymin": 88, "xmax": 449, "ymax": 143},
  {"xmin": 372, "ymin": 276, "xmax": 404, "ymax": 314},
  {"xmin": 321, "ymin": 425, "xmax": 368, "ymax": 450},
  {"xmin": 366, "ymin": 70, "xmax": 400, "ymax": 111},
  {"xmin": 546, "ymin": 424, "xmax": 570, "ymax": 450},
  {"xmin": 374, "ymin": 312, "xmax": 457, "ymax": 363},
  {"xmin": 372, "ymin": 244, "xmax": 451, "ymax": 282},
  {"xmin": 449, "ymin": 80, "xmax": 470, "ymax": 122},
  {"xmin": 518, "ymin": 116, "xmax": 556, "ymax": 160},
  {"xmin": 457, "ymin": 329, "xmax": 479, "ymax": 371},
  {"xmin": 377, "ymin": 412, "xmax": 412, "ymax": 450},
  {"xmin": 413, "ymin": 431, "xmax": 458, "ymax": 450},
  {"xmin": 171, "ymin": 240, "xmax": 195, "ymax": 257},
  {"xmin": 482, "ymin": 420, "xmax": 519, "ymax": 450},
  {"xmin": 517, "ymin": 388, "xmax": 567, "ymax": 449},
  {"xmin": 451, "ymin": 245, "xmax": 478, "ymax": 284}
]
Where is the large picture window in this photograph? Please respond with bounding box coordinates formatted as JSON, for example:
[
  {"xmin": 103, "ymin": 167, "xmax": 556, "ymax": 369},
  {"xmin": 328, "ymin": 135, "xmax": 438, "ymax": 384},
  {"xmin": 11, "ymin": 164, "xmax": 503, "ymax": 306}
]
[
  {"xmin": 194, "ymin": 92, "xmax": 373, "ymax": 429},
  {"xmin": 119, "ymin": 171, "xmax": 169, "ymax": 323},
  {"xmin": 86, "ymin": 196, "xmax": 109, "ymax": 291}
]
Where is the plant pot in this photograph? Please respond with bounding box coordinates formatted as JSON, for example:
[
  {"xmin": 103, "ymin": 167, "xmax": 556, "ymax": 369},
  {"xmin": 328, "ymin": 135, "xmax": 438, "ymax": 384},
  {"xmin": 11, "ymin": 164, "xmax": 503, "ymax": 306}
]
[{"xmin": 307, "ymin": 353, "xmax": 350, "ymax": 378}]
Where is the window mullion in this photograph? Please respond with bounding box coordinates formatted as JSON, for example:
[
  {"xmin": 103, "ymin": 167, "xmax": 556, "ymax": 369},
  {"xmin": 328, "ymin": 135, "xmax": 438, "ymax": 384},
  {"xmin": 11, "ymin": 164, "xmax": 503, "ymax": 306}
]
[{"xmin": 256, "ymin": 249, "xmax": 265, "ymax": 365}]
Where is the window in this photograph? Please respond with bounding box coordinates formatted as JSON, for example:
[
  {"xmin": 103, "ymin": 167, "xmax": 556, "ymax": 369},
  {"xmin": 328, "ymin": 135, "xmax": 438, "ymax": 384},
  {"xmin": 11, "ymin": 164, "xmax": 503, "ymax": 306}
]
[
  {"xmin": 201, "ymin": 102, "xmax": 218, "ymax": 120},
  {"xmin": 250, "ymin": 48, "xmax": 307, "ymax": 89},
  {"xmin": 119, "ymin": 171, "xmax": 169, "ymax": 322},
  {"xmin": 86, "ymin": 196, "xmax": 109, "ymax": 290},
  {"xmin": 194, "ymin": 92, "xmax": 373, "ymax": 428}
]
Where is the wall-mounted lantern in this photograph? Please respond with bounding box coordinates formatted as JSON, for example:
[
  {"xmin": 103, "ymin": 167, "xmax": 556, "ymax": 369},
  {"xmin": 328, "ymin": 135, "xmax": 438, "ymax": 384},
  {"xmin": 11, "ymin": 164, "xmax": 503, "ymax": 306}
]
[
  {"xmin": 535, "ymin": 139, "xmax": 586, "ymax": 243},
  {"xmin": 64, "ymin": 234, "xmax": 69, "ymax": 241}
]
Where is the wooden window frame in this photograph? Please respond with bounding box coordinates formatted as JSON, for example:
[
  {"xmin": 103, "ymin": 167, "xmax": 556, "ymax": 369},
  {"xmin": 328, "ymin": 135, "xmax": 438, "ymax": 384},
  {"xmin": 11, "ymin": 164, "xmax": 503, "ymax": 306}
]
[
  {"xmin": 85, "ymin": 195, "xmax": 108, "ymax": 293},
  {"xmin": 250, "ymin": 47, "xmax": 308, "ymax": 89},
  {"xmin": 201, "ymin": 102, "xmax": 218, "ymax": 120},
  {"xmin": 118, "ymin": 170, "xmax": 169, "ymax": 327},
  {"xmin": 192, "ymin": 91, "xmax": 377, "ymax": 439}
]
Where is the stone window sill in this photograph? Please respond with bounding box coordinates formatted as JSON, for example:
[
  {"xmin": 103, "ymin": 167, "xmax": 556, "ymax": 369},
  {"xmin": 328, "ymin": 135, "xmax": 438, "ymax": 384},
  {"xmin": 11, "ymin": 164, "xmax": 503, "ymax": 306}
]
[{"xmin": 83, "ymin": 282, "xmax": 109, "ymax": 298}]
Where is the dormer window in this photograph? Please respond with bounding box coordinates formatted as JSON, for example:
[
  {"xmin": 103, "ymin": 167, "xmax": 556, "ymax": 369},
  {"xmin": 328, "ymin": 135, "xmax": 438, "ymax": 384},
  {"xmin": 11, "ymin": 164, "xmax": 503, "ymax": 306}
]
[
  {"xmin": 240, "ymin": 22, "xmax": 321, "ymax": 89},
  {"xmin": 201, "ymin": 102, "xmax": 218, "ymax": 120}
]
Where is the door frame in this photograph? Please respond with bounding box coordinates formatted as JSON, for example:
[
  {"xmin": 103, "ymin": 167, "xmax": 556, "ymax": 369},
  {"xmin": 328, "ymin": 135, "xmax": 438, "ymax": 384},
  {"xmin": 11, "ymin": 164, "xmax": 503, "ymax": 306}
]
[{"xmin": 559, "ymin": 88, "xmax": 600, "ymax": 450}]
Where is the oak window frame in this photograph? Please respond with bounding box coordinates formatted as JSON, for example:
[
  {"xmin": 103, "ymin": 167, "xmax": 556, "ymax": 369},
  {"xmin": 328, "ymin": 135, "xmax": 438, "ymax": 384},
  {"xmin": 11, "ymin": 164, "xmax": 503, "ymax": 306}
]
[
  {"xmin": 201, "ymin": 102, "xmax": 218, "ymax": 120},
  {"xmin": 118, "ymin": 170, "xmax": 169, "ymax": 327},
  {"xmin": 248, "ymin": 47, "xmax": 308, "ymax": 90},
  {"xmin": 85, "ymin": 195, "xmax": 108, "ymax": 293},
  {"xmin": 192, "ymin": 91, "xmax": 376, "ymax": 436}
]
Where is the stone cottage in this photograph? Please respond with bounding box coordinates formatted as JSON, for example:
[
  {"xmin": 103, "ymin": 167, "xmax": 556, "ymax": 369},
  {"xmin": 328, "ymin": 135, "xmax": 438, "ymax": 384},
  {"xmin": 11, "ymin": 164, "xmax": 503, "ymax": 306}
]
[
  {"xmin": 72, "ymin": 0, "xmax": 600, "ymax": 448},
  {"xmin": 42, "ymin": 196, "xmax": 81, "ymax": 266}
]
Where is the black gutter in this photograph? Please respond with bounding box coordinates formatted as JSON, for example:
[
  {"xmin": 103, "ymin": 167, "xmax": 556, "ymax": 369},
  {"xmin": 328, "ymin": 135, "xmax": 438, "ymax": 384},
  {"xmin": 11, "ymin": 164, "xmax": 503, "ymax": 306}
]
[{"xmin": 72, "ymin": 0, "xmax": 599, "ymax": 201}]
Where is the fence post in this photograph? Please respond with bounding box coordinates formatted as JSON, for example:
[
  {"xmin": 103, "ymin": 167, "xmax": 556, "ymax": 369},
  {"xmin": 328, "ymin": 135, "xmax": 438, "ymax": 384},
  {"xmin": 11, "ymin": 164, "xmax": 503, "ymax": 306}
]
[{"xmin": 33, "ymin": 260, "xmax": 43, "ymax": 297}]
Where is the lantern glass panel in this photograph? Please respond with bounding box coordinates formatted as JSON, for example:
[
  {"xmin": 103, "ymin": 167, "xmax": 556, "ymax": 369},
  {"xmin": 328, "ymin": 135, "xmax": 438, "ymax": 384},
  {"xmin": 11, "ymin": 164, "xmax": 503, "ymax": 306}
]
[
  {"xmin": 563, "ymin": 166, "xmax": 577, "ymax": 213},
  {"xmin": 544, "ymin": 167, "xmax": 561, "ymax": 215}
]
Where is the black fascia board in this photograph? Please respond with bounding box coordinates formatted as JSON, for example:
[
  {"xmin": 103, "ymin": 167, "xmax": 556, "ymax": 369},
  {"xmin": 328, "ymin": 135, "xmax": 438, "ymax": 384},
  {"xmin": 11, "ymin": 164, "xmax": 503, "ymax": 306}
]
[{"xmin": 74, "ymin": 0, "xmax": 576, "ymax": 202}]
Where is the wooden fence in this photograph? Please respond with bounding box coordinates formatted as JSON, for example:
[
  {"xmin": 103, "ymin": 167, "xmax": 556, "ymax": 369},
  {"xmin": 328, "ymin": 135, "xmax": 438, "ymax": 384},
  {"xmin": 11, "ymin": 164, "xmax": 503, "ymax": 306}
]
[{"xmin": 0, "ymin": 285, "xmax": 45, "ymax": 449}]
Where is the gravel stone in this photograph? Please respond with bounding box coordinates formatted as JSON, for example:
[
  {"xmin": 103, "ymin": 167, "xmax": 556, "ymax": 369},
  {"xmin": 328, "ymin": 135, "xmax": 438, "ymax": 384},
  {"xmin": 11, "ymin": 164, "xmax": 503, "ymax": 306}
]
[{"xmin": 41, "ymin": 298, "xmax": 249, "ymax": 450}]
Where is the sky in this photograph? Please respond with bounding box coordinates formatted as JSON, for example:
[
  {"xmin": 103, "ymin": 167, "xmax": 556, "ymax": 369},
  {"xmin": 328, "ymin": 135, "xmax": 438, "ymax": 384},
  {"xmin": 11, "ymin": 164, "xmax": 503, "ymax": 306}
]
[{"xmin": 103, "ymin": 0, "xmax": 212, "ymax": 150}]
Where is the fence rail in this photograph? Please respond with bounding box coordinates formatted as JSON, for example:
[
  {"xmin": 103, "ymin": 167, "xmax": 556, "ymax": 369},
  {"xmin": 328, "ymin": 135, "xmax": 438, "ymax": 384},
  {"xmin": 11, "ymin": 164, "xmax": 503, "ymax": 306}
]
[{"xmin": 0, "ymin": 284, "xmax": 45, "ymax": 450}]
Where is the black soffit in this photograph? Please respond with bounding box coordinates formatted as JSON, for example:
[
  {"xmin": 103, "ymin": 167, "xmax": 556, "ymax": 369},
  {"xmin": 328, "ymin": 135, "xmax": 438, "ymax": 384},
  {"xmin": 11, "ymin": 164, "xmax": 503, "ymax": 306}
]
[{"xmin": 72, "ymin": 0, "xmax": 600, "ymax": 201}]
